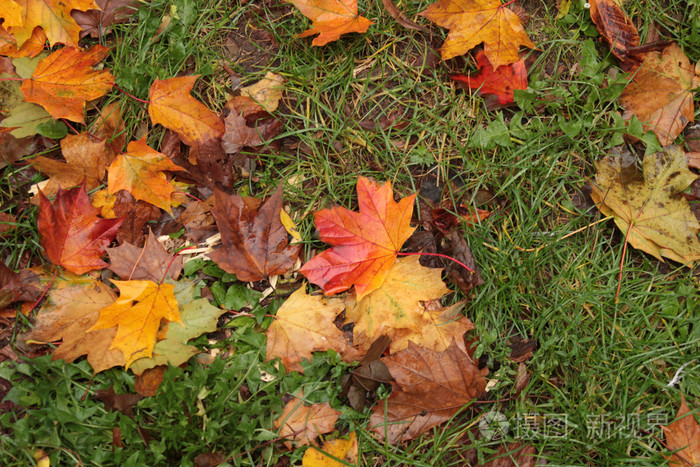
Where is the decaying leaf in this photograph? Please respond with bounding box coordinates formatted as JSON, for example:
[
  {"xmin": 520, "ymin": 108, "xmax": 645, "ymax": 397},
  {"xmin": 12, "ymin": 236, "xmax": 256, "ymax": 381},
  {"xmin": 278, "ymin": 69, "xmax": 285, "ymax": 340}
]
[
  {"xmin": 370, "ymin": 341, "xmax": 487, "ymax": 443},
  {"xmin": 95, "ymin": 385, "xmax": 143, "ymax": 416},
  {"xmin": 275, "ymin": 393, "xmax": 341, "ymax": 448},
  {"xmin": 107, "ymin": 137, "xmax": 186, "ymax": 213},
  {"xmin": 71, "ymin": 0, "xmax": 139, "ymax": 39},
  {"xmin": 240, "ymin": 72, "xmax": 285, "ymax": 113},
  {"xmin": 89, "ymin": 280, "xmax": 181, "ymax": 367},
  {"xmin": 419, "ymin": 0, "xmax": 535, "ymax": 66},
  {"xmin": 299, "ymin": 177, "xmax": 416, "ymax": 299},
  {"xmin": 588, "ymin": 0, "xmax": 639, "ymax": 62},
  {"xmin": 38, "ymin": 185, "xmax": 122, "ymax": 275},
  {"xmin": 589, "ymin": 147, "xmax": 700, "ymax": 265},
  {"xmin": 210, "ymin": 184, "xmax": 300, "ymax": 282},
  {"xmin": 452, "ymin": 50, "xmax": 527, "ymax": 108},
  {"xmin": 7, "ymin": 0, "xmax": 98, "ymax": 47},
  {"xmin": 266, "ymin": 287, "xmax": 357, "ymax": 372},
  {"xmin": 302, "ymin": 432, "xmax": 358, "ymax": 467},
  {"xmin": 287, "ymin": 0, "xmax": 373, "ymax": 46},
  {"xmin": 20, "ymin": 45, "xmax": 114, "ymax": 123},
  {"xmin": 221, "ymin": 95, "xmax": 282, "ymax": 154},
  {"xmin": 620, "ymin": 44, "xmax": 699, "ymax": 146},
  {"xmin": 0, "ymin": 262, "xmax": 21, "ymax": 308},
  {"xmin": 662, "ymin": 395, "xmax": 700, "ymax": 466},
  {"xmin": 107, "ymin": 230, "xmax": 182, "ymax": 282}
]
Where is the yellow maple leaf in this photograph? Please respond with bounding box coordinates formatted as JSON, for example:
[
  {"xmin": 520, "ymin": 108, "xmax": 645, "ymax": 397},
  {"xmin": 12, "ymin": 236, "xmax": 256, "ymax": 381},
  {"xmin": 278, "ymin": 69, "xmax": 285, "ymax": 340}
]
[
  {"xmin": 302, "ymin": 432, "xmax": 358, "ymax": 467},
  {"xmin": 419, "ymin": 0, "xmax": 535, "ymax": 66},
  {"xmin": 8, "ymin": 0, "xmax": 98, "ymax": 47},
  {"xmin": 89, "ymin": 280, "xmax": 181, "ymax": 367}
]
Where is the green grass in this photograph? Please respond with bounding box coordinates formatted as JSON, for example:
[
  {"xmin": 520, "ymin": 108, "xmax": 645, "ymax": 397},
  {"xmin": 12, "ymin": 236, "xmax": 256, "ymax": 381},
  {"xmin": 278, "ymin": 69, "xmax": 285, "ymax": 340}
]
[{"xmin": 1, "ymin": 0, "xmax": 699, "ymax": 465}]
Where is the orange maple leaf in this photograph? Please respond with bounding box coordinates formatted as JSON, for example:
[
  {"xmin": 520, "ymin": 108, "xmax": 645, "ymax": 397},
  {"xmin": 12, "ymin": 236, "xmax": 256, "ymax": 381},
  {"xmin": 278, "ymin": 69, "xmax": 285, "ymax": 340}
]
[
  {"xmin": 8, "ymin": 0, "xmax": 99, "ymax": 47},
  {"xmin": 419, "ymin": 0, "xmax": 535, "ymax": 67},
  {"xmin": 38, "ymin": 185, "xmax": 122, "ymax": 275},
  {"xmin": 20, "ymin": 45, "xmax": 114, "ymax": 123},
  {"xmin": 299, "ymin": 177, "xmax": 416, "ymax": 299},
  {"xmin": 148, "ymin": 75, "xmax": 225, "ymax": 148},
  {"xmin": 288, "ymin": 0, "xmax": 373, "ymax": 46},
  {"xmin": 663, "ymin": 395, "xmax": 700, "ymax": 466},
  {"xmin": 107, "ymin": 137, "xmax": 186, "ymax": 213},
  {"xmin": 0, "ymin": 24, "xmax": 46, "ymax": 58},
  {"xmin": 89, "ymin": 280, "xmax": 181, "ymax": 367}
]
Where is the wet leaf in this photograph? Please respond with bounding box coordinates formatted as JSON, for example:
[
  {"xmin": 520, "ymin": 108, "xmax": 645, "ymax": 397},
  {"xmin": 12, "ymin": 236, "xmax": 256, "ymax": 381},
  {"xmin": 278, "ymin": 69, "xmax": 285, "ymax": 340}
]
[
  {"xmin": 588, "ymin": 0, "xmax": 639, "ymax": 62},
  {"xmin": 452, "ymin": 50, "xmax": 527, "ymax": 108}
]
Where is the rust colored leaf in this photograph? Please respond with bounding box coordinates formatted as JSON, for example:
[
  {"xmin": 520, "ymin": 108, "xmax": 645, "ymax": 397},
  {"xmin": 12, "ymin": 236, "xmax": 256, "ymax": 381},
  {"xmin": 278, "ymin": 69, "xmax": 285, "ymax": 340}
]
[
  {"xmin": 0, "ymin": 25, "xmax": 46, "ymax": 58},
  {"xmin": 89, "ymin": 280, "xmax": 181, "ymax": 367},
  {"xmin": 588, "ymin": 0, "xmax": 639, "ymax": 62},
  {"xmin": 288, "ymin": 0, "xmax": 373, "ymax": 46},
  {"xmin": 210, "ymin": 184, "xmax": 300, "ymax": 282},
  {"xmin": 8, "ymin": 0, "xmax": 98, "ymax": 47},
  {"xmin": 419, "ymin": 0, "xmax": 535, "ymax": 66},
  {"xmin": 266, "ymin": 287, "xmax": 357, "ymax": 372},
  {"xmin": 445, "ymin": 231, "xmax": 483, "ymax": 295},
  {"xmin": 22, "ymin": 280, "xmax": 126, "ymax": 373},
  {"xmin": 38, "ymin": 185, "xmax": 122, "ymax": 275},
  {"xmin": 72, "ymin": 0, "xmax": 139, "ymax": 39},
  {"xmin": 107, "ymin": 230, "xmax": 182, "ymax": 282},
  {"xmin": 620, "ymin": 44, "xmax": 699, "ymax": 146},
  {"xmin": 95, "ymin": 385, "xmax": 143, "ymax": 416},
  {"xmin": 452, "ymin": 50, "xmax": 527, "ymax": 108},
  {"xmin": 275, "ymin": 393, "xmax": 341, "ymax": 448},
  {"xmin": 0, "ymin": 262, "xmax": 21, "ymax": 308},
  {"xmin": 134, "ymin": 366, "xmax": 165, "ymax": 397},
  {"xmin": 148, "ymin": 75, "xmax": 225, "ymax": 149},
  {"xmin": 110, "ymin": 190, "xmax": 163, "ymax": 245},
  {"xmin": 663, "ymin": 395, "xmax": 700, "ymax": 466},
  {"xmin": 107, "ymin": 137, "xmax": 186, "ymax": 213},
  {"xmin": 370, "ymin": 341, "xmax": 487, "ymax": 443},
  {"xmin": 93, "ymin": 101, "xmax": 126, "ymax": 159},
  {"xmin": 299, "ymin": 177, "xmax": 416, "ymax": 299},
  {"xmin": 20, "ymin": 45, "xmax": 114, "ymax": 123},
  {"xmin": 221, "ymin": 95, "xmax": 282, "ymax": 154}
]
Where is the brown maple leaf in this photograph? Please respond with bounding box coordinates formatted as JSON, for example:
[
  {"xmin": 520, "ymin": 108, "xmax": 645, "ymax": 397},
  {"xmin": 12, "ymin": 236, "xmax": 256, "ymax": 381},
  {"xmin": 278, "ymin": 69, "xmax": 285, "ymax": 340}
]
[
  {"xmin": 620, "ymin": 44, "xmax": 699, "ymax": 146},
  {"xmin": 663, "ymin": 395, "xmax": 700, "ymax": 466},
  {"xmin": 107, "ymin": 230, "xmax": 182, "ymax": 282},
  {"xmin": 221, "ymin": 95, "xmax": 282, "ymax": 154},
  {"xmin": 8, "ymin": 0, "xmax": 99, "ymax": 47},
  {"xmin": 20, "ymin": 45, "xmax": 114, "ymax": 123},
  {"xmin": 288, "ymin": 0, "xmax": 373, "ymax": 46},
  {"xmin": 275, "ymin": 392, "xmax": 341, "ymax": 448},
  {"xmin": 38, "ymin": 185, "xmax": 123, "ymax": 275},
  {"xmin": 210, "ymin": 185, "xmax": 300, "ymax": 282},
  {"xmin": 419, "ymin": 0, "xmax": 535, "ymax": 66},
  {"xmin": 71, "ymin": 0, "xmax": 139, "ymax": 39},
  {"xmin": 299, "ymin": 177, "xmax": 416, "ymax": 299},
  {"xmin": 370, "ymin": 341, "xmax": 487, "ymax": 443}
]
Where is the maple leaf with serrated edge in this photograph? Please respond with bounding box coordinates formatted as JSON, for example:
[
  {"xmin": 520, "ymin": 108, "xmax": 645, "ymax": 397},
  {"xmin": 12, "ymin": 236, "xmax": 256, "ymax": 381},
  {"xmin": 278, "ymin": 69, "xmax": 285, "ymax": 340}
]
[
  {"xmin": 299, "ymin": 177, "xmax": 416, "ymax": 299},
  {"xmin": 452, "ymin": 50, "xmax": 527, "ymax": 107},
  {"xmin": 107, "ymin": 230, "xmax": 182, "ymax": 282},
  {"xmin": 89, "ymin": 280, "xmax": 181, "ymax": 368},
  {"xmin": 20, "ymin": 45, "xmax": 114, "ymax": 123},
  {"xmin": 419, "ymin": 0, "xmax": 535, "ymax": 67},
  {"xmin": 8, "ymin": 0, "xmax": 98, "ymax": 47},
  {"xmin": 148, "ymin": 75, "xmax": 225, "ymax": 148},
  {"xmin": 38, "ymin": 185, "xmax": 122, "ymax": 275},
  {"xmin": 662, "ymin": 395, "xmax": 700, "ymax": 466},
  {"xmin": 107, "ymin": 137, "xmax": 186, "ymax": 213},
  {"xmin": 287, "ymin": 0, "xmax": 373, "ymax": 46},
  {"xmin": 210, "ymin": 184, "xmax": 300, "ymax": 281},
  {"xmin": 0, "ymin": 24, "xmax": 46, "ymax": 58}
]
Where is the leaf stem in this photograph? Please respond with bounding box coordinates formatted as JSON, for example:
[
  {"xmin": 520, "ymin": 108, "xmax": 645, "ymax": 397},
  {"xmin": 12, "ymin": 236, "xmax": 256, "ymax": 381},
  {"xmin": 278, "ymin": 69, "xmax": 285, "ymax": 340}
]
[
  {"xmin": 396, "ymin": 251, "xmax": 474, "ymax": 273},
  {"xmin": 113, "ymin": 84, "xmax": 151, "ymax": 104},
  {"xmin": 27, "ymin": 268, "xmax": 58, "ymax": 314},
  {"xmin": 500, "ymin": 0, "xmax": 518, "ymax": 7},
  {"xmin": 160, "ymin": 245, "xmax": 196, "ymax": 285}
]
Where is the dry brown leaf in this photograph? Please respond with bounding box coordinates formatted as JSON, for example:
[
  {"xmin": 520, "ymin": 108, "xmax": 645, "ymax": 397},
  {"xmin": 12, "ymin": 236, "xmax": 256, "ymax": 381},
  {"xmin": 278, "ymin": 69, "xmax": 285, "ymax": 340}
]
[
  {"xmin": 275, "ymin": 393, "xmax": 341, "ymax": 449},
  {"xmin": 107, "ymin": 230, "xmax": 182, "ymax": 282},
  {"xmin": 663, "ymin": 395, "xmax": 700, "ymax": 466}
]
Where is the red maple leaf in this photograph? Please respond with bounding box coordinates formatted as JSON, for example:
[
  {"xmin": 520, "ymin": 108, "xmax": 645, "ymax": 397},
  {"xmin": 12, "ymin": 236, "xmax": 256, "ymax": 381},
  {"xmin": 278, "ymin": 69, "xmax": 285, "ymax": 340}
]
[
  {"xmin": 452, "ymin": 50, "xmax": 527, "ymax": 108},
  {"xmin": 299, "ymin": 177, "xmax": 416, "ymax": 299},
  {"xmin": 38, "ymin": 185, "xmax": 122, "ymax": 274}
]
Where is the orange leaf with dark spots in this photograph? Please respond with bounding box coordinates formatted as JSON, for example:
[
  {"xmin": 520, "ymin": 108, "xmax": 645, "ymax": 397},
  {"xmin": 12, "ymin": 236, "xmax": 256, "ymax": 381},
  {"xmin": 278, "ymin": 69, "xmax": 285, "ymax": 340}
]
[
  {"xmin": 299, "ymin": 177, "xmax": 416, "ymax": 299},
  {"xmin": 107, "ymin": 137, "xmax": 186, "ymax": 213},
  {"xmin": 38, "ymin": 185, "xmax": 122, "ymax": 275},
  {"xmin": 20, "ymin": 45, "xmax": 114, "ymax": 123},
  {"xmin": 452, "ymin": 50, "xmax": 527, "ymax": 108},
  {"xmin": 288, "ymin": 0, "xmax": 373, "ymax": 46}
]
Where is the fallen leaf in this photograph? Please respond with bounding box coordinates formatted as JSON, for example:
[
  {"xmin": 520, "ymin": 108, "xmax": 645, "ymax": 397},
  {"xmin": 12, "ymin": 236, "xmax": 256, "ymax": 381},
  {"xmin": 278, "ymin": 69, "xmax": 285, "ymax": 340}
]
[
  {"xmin": 71, "ymin": 0, "xmax": 139, "ymax": 38},
  {"xmin": 133, "ymin": 366, "xmax": 165, "ymax": 396},
  {"xmin": 221, "ymin": 95, "xmax": 282, "ymax": 154},
  {"xmin": 95, "ymin": 385, "xmax": 143, "ymax": 416},
  {"xmin": 588, "ymin": 0, "xmax": 639, "ymax": 62},
  {"xmin": 302, "ymin": 432, "xmax": 358, "ymax": 467},
  {"xmin": 92, "ymin": 101, "xmax": 126, "ymax": 159},
  {"xmin": 1, "ymin": 101, "xmax": 52, "ymax": 137},
  {"xmin": 663, "ymin": 395, "xmax": 700, "ymax": 466},
  {"xmin": 445, "ymin": 231, "xmax": 484, "ymax": 295},
  {"xmin": 111, "ymin": 190, "xmax": 163, "ymax": 245},
  {"xmin": 370, "ymin": 341, "xmax": 487, "ymax": 443},
  {"xmin": 129, "ymin": 281, "xmax": 226, "ymax": 375},
  {"xmin": 275, "ymin": 393, "xmax": 341, "ymax": 448},
  {"xmin": 38, "ymin": 185, "xmax": 123, "ymax": 275},
  {"xmin": 266, "ymin": 287, "xmax": 357, "ymax": 373},
  {"xmin": 299, "ymin": 177, "xmax": 416, "ymax": 299},
  {"xmin": 0, "ymin": 25, "xmax": 46, "ymax": 58},
  {"xmin": 89, "ymin": 280, "xmax": 181, "ymax": 367},
  {"xmin": 20, "ymin": 45, "xmax": 114, "ymax": 123},
  {"xmin": 22, "ymin": 280, "xmax": 127, "ymax": 372},
  {"xmin": 620, "ymin": 44, "xmax": 699, "ymax": 146},
  {"xmin": 419, "ymin": 0, "xmax": 535, "ymax": 66},
  {"xmin": 288, "ymin": 0, "xmax": 373, "ymax": 46},
  {"xmin": 107, "ymin": 230, "xmax": 182, "ymax": 282},
  {"xmin": 452, "ymin": 50, "xmax": 527, "ymax": 108},
  {"xmin": 0, "ymin": 262, "xmax": 21, "ymax": 308},
  {"xmin": 240, "ymin": 72, "xmax": 285, "ymax": 113},
  {"xmin": 589, "ymin": 147, "xmax": 700, "ymax": 265},
  {"xmin": 107, "ymin": 137, "xmax": 186, "ymax": 213},
  {"xmin": 8, "ymin": 0, "xmax": 98, "ymax": 47},
  {"xmin": 210, "ymin": 184, "xmax": 300, "ymax": 282},
  {"xmin": 148, "ymin": 75, "xmax": 225, "ymax": 149},
  {"xmin": 381, "ymin": 0, "xmax": 425, "ymax": 31},
  {"xmin": 0, "ymin": 1, "xmax": 22, "ymax": 28}
]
